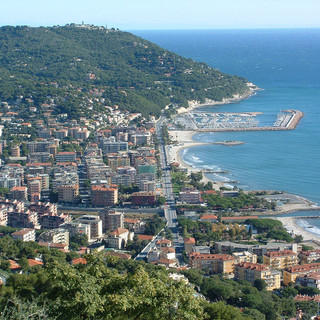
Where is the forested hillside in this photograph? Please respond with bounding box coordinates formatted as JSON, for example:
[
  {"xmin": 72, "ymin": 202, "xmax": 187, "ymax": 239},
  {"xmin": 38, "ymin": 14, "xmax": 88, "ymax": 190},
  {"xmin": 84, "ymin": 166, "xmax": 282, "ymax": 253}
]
[{"xmin": 0, "ymin": 24, "xmax": 250, "ymax": 118}]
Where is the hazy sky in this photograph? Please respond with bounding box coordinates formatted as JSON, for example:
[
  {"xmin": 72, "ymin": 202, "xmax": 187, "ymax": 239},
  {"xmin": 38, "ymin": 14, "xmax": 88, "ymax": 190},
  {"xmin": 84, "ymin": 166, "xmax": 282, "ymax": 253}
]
[{"xmin": 1, "ymin": 0, "xmax": 320, "ymax": 30}]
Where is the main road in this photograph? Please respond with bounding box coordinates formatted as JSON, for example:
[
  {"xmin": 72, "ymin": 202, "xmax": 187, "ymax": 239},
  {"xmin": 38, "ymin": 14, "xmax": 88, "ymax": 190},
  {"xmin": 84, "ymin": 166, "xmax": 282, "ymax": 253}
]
[
  {"xmin": 135, "ymin": 115, "xmax": 185, "ymax": 264},
  {"xmin": 156, "ymin": 116, "xmax": 185, "ymax": 264}
]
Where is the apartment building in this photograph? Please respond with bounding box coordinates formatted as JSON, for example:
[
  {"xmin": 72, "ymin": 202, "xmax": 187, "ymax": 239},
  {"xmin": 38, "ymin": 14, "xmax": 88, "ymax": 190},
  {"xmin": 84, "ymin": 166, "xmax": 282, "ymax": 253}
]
[
  {"xmin": 189, "ymin": 252, "xmax": 236, "ymax": 275},
  {"xmin": 57, "ymin": 184, "xmax": 79, "ymax": 203},
  {"xmin": 11, "ymin": 228, "xmax": 35, "ymax": 242},
  {"xmin": 179, "ymin": 188, "xmax": 202, "ymax": 204},
  {"xmin": 11, "ymin": 186, "xmax": 28, "ymax": 202},
  {"xmin": 99, "ymin": 209, "xmax": 124, "ymax": 232},
  {"xmin": 234, "ymin": 262, "xmax": 281, "ymax": 291},
  {"xmin": 299, "ymin": 250, "xmax": 320, "ymax": 263},
  {"xmin": 55, "ymin": 151, "xmax": 77, "ymax": 162},
  {"xmin": 39, "ymin": 229, "xmax": 69, "ymax": 245},
  {"xmin": 184, "ymin": 237, "xmax": 196, "ymax": 254},
  {"xmin": 283, "ymin": 263, "xmax": 320, "ymax": 286},
  {"xmin": 91, "ymin": 185, "xmax": 118, "ymax": 207},
  {"xmin": 77, "ymin": 215, "xmax": 103, "ymax": 239},
  {"xmin": 263, "ymin": 250, "xmax": 299, "ymax": 270},
  {"xmin": 233, "ymin": 251, "xmax": 258, "ymax": 264},
  {"xmin": 295, "ymin": 272, "xmax": 320, "ymax": 290}
]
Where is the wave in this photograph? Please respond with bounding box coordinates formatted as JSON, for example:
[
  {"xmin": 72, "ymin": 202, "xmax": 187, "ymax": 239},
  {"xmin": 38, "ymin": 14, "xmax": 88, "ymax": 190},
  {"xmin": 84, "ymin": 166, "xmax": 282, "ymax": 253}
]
[{"xmin": 296, "ymin": 219, "xmax": 320, "ymax": 237}]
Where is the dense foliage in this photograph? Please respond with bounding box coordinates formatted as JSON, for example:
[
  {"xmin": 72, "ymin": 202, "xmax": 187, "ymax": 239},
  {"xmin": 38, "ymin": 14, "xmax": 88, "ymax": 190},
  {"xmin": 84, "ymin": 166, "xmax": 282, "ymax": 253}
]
[{"xmin": 0, "ymin": 25, "xmax": 250, "ymax": 118}]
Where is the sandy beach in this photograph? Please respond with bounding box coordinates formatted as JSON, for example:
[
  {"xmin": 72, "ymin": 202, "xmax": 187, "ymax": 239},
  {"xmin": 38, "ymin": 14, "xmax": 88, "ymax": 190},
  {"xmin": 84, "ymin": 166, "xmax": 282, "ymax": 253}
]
[
  {"xmin": 167, "ymin": 130, "xmax": 224, "ymax": 190},
  {"xmin": 276, "ymin": 216, "xmax": 320, "ymax": 244}
]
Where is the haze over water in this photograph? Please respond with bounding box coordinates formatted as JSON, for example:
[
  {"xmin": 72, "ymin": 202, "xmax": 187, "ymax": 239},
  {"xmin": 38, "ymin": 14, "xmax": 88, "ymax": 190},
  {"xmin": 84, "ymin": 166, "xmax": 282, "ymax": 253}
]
[{"xmin": 135, "ymin": 29, "xmax": 320, "ymax": 206}]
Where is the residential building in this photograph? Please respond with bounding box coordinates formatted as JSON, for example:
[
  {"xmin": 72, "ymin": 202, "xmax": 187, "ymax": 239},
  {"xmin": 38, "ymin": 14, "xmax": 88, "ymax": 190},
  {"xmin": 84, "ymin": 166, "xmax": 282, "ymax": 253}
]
[
  {"xmin": 11, "ymin": 145, "xmax": 20, "ymax": 157},
  {"xmin": 39, "ymin": 213, "xmax": 71, "ymax": 229},
  {"xmin": 55, "ymin": 152, "xmax": 76, "ymax": 162},
  {"xmin": 189, "ymin": 252, "xmax": 236, "ymax": 275},
  {"xmin": 299, "ymin": 250, "xmax": 320, "ymax": 263},
  {"xmin": 7, "ymin": 210, "xmax": 39, "ymax": 229},
  {"xmin": 60, "ymin": 221, "xmax": 91, "ymax": 241},
  {"xmin": 99, "ymin": 209, "xmax": 124, "ymax": 232},
  {"xmin": 57, "ymin": 184, "xmax": 79, "ymax": 203},
  {"xmin": 283, "ymin": 263, "xmax": 320, "ymax": 286},
  {"xmin": 179, "ymin": 188, "xmax": 202, "ymax": 204},
  {"xmin": 184, "ymin": 237, "xmax": 196, "ymax": 254},
  {"xmin": 11, "ymin": 186, "xmax": 28, "ymax": 202},
  {"xmin": 131, "ymin": 191, "xmax": 157, "ymax": 207},
  {"xmin": 100, "ymin": 139, "xmax": 128, "ymax": 154},
  {"xmin": 232, "ymin": 251, "xmax": 258, "ymax": 264},
  {"xmin": 91, "ymin": 185, "xmax": 118, "ymax": 207},
  {"xmin": 11, "ymin": 228, "xmax": 35, "ymax": 242},
  {"xmin": 77, "ymin": 215, "xmax": 103, "ymax": 239},
  {"xmin": 296, "ymin": 272, "xmax": 320, "ymax": 290},
  {"xmin": 39, "ymin": 229, "xmax": 69, "ymax": 245},
  {"xmin": 107, "ymin": 228, "xmax": 132, "ymax": 249},
  {"xmin": 234, "ymin": 262, "xmax": 281, "ymax": 291},
  {"xmin": 263, "ymin": 250, "xmax": 299, "ymax": 270}
]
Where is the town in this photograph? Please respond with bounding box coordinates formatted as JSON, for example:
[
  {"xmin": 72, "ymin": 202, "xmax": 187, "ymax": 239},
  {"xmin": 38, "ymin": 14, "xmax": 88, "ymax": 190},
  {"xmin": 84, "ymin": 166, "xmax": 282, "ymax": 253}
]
[{"xmin": 0, "ymin": 96, "xmax": 319, "ymax": 319}]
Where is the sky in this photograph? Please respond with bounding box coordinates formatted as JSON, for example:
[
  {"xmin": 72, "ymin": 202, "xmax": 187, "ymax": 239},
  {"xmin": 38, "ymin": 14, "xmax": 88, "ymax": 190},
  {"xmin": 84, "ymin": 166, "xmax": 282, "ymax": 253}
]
[{"xmin": 1, "ymin": 0, "xmax": 320, "ymax": 30}]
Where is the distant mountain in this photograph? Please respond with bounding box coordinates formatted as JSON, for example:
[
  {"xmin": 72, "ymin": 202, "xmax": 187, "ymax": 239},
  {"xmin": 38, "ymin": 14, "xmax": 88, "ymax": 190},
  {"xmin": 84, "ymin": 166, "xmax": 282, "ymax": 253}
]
[{"xmin": 0, "ymin": 24, "xmax": 251, "ymax": 118}]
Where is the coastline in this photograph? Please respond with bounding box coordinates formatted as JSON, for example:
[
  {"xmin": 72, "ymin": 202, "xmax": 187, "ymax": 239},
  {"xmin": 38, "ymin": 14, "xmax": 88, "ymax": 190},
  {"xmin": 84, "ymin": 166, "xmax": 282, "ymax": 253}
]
[
  {"xmin": 167, "ymin": 130, "xmax": 224, "ymax": 190},
  {"xmin": 276, "ymin": 216, "xmax": 320, "ymax": 244},
  {"xmin": 176, "ymin": 86, "xmax": 259, "ymax": 114}
]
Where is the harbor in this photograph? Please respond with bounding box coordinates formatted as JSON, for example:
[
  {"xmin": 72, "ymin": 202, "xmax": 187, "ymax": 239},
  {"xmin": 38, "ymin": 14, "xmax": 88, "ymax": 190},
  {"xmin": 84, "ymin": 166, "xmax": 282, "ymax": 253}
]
[{"xmin": 174, "ymin": 109, "xmax": 304, "ymax": 132}]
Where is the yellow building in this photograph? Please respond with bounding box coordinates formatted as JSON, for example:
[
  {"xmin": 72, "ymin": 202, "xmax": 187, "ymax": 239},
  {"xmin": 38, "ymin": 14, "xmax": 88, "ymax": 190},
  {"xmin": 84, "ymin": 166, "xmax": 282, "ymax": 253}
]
[
  {"xmin": 232, "ymin": 251, "xmax": 257, "ymax": 264},
  {"xmin": 283, "ymin": 263, "xmax": 320, "ymax": 286},
  {"xmin": 189, "ymin": 253, "xmax": 236, "ymax": 275},
  {"xmin": 234, "ymin": 262, "xmax": 281, "ymax": 291},
  {"xmin": 263, "ymin": 250, "xmax": 299, "ymax": 270}
]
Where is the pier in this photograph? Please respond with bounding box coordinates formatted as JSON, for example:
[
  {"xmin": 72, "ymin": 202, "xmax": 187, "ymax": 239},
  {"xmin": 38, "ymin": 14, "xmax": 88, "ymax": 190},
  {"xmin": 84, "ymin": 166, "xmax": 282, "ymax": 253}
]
[{"xmin": 202, "ymin": 169, "xmax": 229, "ymax": 173}]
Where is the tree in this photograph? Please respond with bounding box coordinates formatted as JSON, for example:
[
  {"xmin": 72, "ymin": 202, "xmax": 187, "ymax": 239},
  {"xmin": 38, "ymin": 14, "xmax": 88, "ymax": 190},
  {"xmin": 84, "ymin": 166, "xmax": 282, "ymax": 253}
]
[{"xmin": 253, "ymin": 279, "xmax": 267, "ymax": 291}]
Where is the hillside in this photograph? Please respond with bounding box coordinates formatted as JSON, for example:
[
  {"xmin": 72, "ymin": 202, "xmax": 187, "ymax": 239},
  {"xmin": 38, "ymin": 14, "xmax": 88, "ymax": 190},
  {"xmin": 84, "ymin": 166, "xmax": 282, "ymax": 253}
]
[{"xmin": 0, "ymin": 24, "xmax": 251, "ymax": 118}]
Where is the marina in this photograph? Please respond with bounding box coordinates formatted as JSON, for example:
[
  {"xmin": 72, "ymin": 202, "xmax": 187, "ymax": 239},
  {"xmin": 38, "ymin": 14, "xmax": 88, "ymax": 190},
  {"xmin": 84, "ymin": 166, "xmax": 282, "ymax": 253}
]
[{"xmin": 174, "ymin": 109, "xmax": 304, "ymax": 132}]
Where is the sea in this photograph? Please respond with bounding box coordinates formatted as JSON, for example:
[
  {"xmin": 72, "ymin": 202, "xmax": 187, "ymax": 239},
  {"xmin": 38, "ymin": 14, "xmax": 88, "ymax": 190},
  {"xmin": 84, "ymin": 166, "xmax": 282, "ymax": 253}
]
[{"xmin": 133, "ymin": 29, "xmax": 320, "ymax": 234}]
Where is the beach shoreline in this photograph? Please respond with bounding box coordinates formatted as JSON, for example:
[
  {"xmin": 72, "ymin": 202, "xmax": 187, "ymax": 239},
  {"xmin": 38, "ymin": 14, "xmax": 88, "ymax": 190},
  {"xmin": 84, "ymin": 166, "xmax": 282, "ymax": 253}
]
[{"xmin": 276, "ymin": 216, "xmax": 320, "ymax": 244}]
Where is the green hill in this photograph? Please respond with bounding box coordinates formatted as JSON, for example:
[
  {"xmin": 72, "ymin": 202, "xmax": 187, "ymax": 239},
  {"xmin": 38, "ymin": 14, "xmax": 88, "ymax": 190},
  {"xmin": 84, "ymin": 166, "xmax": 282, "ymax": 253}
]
[{"xmin": 0, "ymin": 24, "xmax": 251, "ymax": 118}]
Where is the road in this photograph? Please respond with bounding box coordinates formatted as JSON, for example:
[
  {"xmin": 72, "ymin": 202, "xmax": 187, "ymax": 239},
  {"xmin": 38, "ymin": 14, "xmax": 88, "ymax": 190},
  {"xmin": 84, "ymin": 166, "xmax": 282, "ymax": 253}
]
[{"xmin": 155, "ymin": 116, "xmax": 186, "ymax": 263}]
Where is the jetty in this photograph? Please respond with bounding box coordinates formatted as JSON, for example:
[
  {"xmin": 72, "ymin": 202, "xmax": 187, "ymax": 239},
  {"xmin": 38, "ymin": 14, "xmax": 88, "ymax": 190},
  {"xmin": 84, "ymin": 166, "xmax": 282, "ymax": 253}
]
[{"xmin": 202, "ymin": 169, "xmax": 229, "ymax": 173}]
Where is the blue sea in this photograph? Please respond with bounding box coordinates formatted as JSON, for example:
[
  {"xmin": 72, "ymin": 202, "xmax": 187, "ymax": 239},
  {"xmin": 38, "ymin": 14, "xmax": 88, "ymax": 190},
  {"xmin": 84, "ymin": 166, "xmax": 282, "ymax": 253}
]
[{"xmin": 134, "ymin": 29, "xmax": 320, "ymax": 230}]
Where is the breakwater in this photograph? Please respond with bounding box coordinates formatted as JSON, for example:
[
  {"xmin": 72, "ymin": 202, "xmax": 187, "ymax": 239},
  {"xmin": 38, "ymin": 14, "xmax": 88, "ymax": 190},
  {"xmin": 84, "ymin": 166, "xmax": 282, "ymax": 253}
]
[{"xmin": 197, "ymin": 110, "xmax": 304, "ymax": 132}]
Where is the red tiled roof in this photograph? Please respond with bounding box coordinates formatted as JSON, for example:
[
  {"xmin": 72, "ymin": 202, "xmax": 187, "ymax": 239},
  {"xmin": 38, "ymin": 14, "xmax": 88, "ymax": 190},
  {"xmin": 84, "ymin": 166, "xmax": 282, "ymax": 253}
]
[
  {"xmin": 28, "ymin": 259, "xmax": 43, "ymax": 267},
  {"xmin": 236, "ymin": 262, "xmax": 270, "ymax": 271},
  {"xmin": 106, "ymin": 251, "xmax": 131, "ymax": 260},
  {"xmin": 184, "ymin": 237, "xmax": 196, "ymax": 244},
  {"xmin": 8, "ymin": 259, "xmax": 21, "ymax": 270},
  {"xmin": 137, "ymin": 234, "xmax": 154, "ymax": 241},
  {"xmin": 200, "ymin": 214, "xmax": 218, "ymax": 220},
  {"xmin": 11, "ymin": 228, "xmax": 34, "ymax": 236},
  {"xmin": 71, "ymin": 258, "xmax": 87, "ymax": 265},
  {"xmin": 110, "ymin": 228, "xmax": 129, "ymax": 236},
  {"xmin": 124, "ymin": 218, "xmax": 140, "ymax": 224},
  {"xmin": 161, "ymin": 247, "xmax": 175, "ymax": 253},
  {"xmin": 265, "ymin": 250, "xmax": 297, "ymax": 258},
  {"xmin": 151, "ymin": 258, "xmax": 176, "ymax": 266},
  {"xmin": 286, "ymin": 263, "xmax": 320, "ymax": 274}
]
